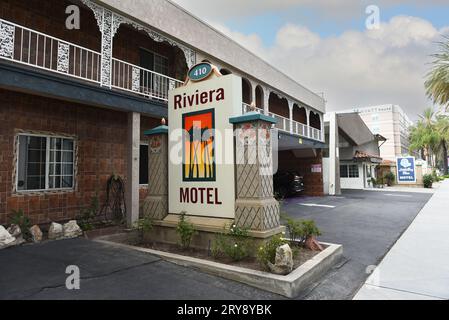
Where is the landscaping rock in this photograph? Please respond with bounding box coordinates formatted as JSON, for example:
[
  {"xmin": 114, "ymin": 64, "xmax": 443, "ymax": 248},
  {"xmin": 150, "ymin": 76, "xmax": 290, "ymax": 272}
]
[
  {"xmin": 29, "ymin": 225, "xmax": 43, "ymax": 243},
  {"xmin": 268, "ymin": 244, "xmax": 294, "ymax": 275},
  {"xmin": 48, "ymin": 222, "xmax": 64, "ymax": 240},
  {"xmin": 7, "ymin": 224, "xmax": 21, "ymax": 238},
  {"xmin": 63, "ymin": 220, "xmax": 83, "ymax": 239},
  {"xmin": 0, "ymin": 225, "xmax": 16, "ymax": 249},
  {"xmin": 305, "ymin": 237, "xmax": 324, "ymax": 252},
  {"xmin": 8, "ymin": 225, "xmax": 26, "ymax": 246}
]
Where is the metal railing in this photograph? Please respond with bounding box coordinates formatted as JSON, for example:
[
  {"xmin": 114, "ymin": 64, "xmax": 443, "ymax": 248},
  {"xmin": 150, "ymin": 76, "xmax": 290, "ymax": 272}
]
[
  {"xmin": 0, "ymin": 19, "xmax": 101, "ymax": 83},
  {"xmin": 112, "ymin": 58, "xmax": 183, "ymax": 102},
  {"xmin": 0, "ymin": 18, "xmax": 184, "ymax": 102},
  {"xmin": 241, "ymin": 103, "xmax": 323, "ymax": 142},
  {"xmin": 242, "ymin": 102, "xmax": 263, "ymax": 114}
]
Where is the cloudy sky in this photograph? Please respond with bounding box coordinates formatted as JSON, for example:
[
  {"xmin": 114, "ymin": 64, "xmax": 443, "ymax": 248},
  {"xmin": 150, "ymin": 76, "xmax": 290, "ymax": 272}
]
[{"xmin": 170, "ymin": 0, "xmax": 449, "ymax": 120}]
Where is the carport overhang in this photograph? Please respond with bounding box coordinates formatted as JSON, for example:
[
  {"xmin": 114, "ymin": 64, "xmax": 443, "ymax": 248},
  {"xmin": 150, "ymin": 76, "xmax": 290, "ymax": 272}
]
[{"xmin": 277, "ymin": 130, "xmax": 325, "ymax": 151}]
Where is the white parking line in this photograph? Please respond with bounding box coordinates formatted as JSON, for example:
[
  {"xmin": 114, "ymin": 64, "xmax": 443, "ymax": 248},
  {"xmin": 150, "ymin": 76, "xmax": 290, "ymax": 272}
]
[
  {"xmin": 384, "ymin": 194, "xmax": 412, "ymax": 198},
  {"xmin": 299, "ymin": 203, "xmax": 336, "ymax": 208}
]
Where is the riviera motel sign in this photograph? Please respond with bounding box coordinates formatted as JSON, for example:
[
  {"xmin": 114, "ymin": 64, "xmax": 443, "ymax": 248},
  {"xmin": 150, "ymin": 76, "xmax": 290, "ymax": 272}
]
[{"xmin": 168, "ymin": 63, "xmax": 242, "ymax": 219}]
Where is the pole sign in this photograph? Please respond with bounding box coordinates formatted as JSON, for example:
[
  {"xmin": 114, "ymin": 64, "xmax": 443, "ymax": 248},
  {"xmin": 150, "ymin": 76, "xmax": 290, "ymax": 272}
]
[
  {"xmin": 168, "ymin": 72, "xmax": 242, "ymax": 218},
  {"xmin": 396, "ymin": 156, "xmax": 416, "ymax": 184}
]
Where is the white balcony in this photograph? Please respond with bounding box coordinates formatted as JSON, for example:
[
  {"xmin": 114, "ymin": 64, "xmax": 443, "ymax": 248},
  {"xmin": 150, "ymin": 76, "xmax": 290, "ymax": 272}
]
[
  {"xmin": 242, "ymin": 103, "xmax": 323, "ymax": 142},
  {"xmin": 0, "ymin": 18, "xmax": 183, "ymax": 102}
]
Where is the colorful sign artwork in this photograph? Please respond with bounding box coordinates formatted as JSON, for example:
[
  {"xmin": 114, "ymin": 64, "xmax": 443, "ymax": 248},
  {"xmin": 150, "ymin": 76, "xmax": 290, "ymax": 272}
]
[
  {"xmin": 168, "ymin": 74, "xmax": 242, "ymax": 219},
  {"xmin": 182, "ymin": 109, "xmax": 216, "ymax": 182},
  {"xmin": 396, "ymin": 156, "xmax": 416, "ymax": 184}
]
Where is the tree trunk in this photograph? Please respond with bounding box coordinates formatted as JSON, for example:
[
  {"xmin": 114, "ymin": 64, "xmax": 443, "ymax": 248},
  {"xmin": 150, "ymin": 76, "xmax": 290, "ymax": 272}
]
[{"xmin": 443, "ymin": 142, "xmax": 448, "ymax": 175}]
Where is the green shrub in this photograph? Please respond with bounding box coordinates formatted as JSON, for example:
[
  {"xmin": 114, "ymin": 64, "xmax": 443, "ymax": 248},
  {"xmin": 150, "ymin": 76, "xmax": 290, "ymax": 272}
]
[
  {"xmin": 257, "ymin": 235, "xmax": 289, "ymax": 270},
  {"xmin": 78, "ymin": 194, "xmax": 100, "ymax": 231},
  {"xmin": 284, "ymin": 217, "xmax": 304, "ymax": 243},
  {"xmin": 9, "ymin": 209, "xmax": 31, "ymax": 241},
  {"xmin": 212, "ymin": 224, "xmax": 253, "ymax": 261},
  {"xmin": 301, "ymin": 220, "xmax": 322, "ymax": 239},
  {"xmin": 176, "ymin": 213, "xmax": 197, "ymax": 250},
  {"xmin": 384, "ymin": 172, "xmax": 395, "ymax": 186},
  {"xmin": 283, "ymin": 214, "xmax": 321, "ymax": 244},
  {"xmin": 134, "ymin": 214, "xmax": 153, "ymax": 241},
  {"xmin": 423, "ymin": 174, "xmax": 434, "ymax": 189}
]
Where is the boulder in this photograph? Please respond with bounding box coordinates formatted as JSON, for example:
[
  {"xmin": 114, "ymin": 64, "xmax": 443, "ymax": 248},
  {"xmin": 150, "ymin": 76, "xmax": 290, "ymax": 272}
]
[
  {"xmin": 63, "ymin": 220, "xmax": 83, "ymax": 239},
  {"xmin": 305, "ymin": 236, "xmax": 324, "ymax": 252},
  {"xmin": 48, "ymin": 222, "xmax": 64, "ymax": 240},
  {"xmin": 0, "ymin": 226, "xmax": 16, "ymax": 249},
  {"xmin": 7, "ymin": 224, "xmax": 21, "ymax": 238},
  {"xmin": 268, "ymin": 244, "xmax": 294, "ymax": 275},
  {"xmin": 29, "ymin": 225, "xmax": 43, "ymax": 243}
]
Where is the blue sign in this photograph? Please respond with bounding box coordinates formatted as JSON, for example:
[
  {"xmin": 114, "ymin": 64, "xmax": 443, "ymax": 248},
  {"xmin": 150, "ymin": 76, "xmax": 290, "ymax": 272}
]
[{"xmin": 396, "ymin": 157, "xmax": 416, "ymax": 184}]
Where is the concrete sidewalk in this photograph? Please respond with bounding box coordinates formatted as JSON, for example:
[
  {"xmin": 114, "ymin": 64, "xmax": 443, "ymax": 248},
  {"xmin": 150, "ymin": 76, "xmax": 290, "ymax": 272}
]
[{"xmin": 354, "ymin": 180, "xmax": 449, "ymax": 300}]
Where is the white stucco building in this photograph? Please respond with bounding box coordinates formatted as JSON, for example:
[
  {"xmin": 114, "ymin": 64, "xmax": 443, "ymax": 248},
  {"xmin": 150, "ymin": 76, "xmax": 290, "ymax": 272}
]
[{"xmin": 339, "ymin": 105, "xmax": 414, "ymax": 161}]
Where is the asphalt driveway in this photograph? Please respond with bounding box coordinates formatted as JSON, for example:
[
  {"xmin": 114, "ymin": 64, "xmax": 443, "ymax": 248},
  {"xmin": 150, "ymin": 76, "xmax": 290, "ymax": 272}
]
[
  {"xmin": 0, "ymin": 189, "xmax": 432, "ymax": 300},
  {"xmin": 281, "ymin": 189, "xmax": 433, "ymax": 299}
]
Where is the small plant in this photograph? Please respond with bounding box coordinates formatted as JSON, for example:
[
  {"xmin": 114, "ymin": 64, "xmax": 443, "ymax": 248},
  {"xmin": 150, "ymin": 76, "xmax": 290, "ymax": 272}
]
[
  {"xmin": 256, "ymin": 235, "xmax": 289, "ymax": 270},
  {"xmin": 423, "ymin": 174, "xmax": 434, "ymax": 189},
  {"xmin": 384, "ymin": 172, "xmax": 395, "ymax": 186},
  {"xmin": 284, "ymin": 217, "xmax": 304, "ymax": 243},
  {"xmin": 301, "ymin": 220, "xmax": 322, "ymax": 239},
  {"xmin": 176, "ymin": 212, "xmax": 196, "ymax": 250},
  {"xmin": 211, "ymin": 224, "xmax": 253, "ymax": 261},
  {"xmin": 9, "ymin": 209, "xmax": 31, "ymax": 241},
  {"xmin": 370, "ymin": 177, "xmax": 377, "ymax": 187},
  {"xmin": 78, "ymin": 194, "xmax": 100, "ymax": 231},
  {"xmin": 134, "ymin": 214, "xmax": 153, "ymax": 241}
]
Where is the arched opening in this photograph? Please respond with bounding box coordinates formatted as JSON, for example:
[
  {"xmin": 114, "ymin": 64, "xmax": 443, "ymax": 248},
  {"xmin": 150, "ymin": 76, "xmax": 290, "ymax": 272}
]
[
  {"xmin": 220, "ymin": 68, "xmax": 232, "ymax": 75},
  {"xmin": 268, "ymin": 93, "xmax": 289, "ymax": 118},
  {"xmin": 309, "ymin": 111, "xmax": 321, "ymax": 130},
  {"xmin": 293, "ymin": 104, "xmax": 307, "ymax": 125},
  {"xmin": 255, "ymin": 85, "xmax": 264, "ymax": 110},
  {"xmin": 242, "ymin": 78, "xmax": 252, "ymax": 105},
  {"xmin": 111, "ymin": 24, "xmax": 189, "ymax": 97}
]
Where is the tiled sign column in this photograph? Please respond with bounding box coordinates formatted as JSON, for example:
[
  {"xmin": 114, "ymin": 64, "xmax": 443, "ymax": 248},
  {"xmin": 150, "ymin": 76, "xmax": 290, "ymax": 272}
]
[
  {"xmin": 230, "ymin": 112, "xmax": 281, "ymax": 232},
  {"xmin": 142, "ymin": 124, "xmax": 169, "ymax": 220}
]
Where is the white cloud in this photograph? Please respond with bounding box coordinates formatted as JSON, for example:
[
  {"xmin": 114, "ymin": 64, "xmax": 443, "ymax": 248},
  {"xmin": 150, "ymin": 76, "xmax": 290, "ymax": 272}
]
[{"xmin": 209, "ymin": 16, "xmax": 448, "ymax": 119}]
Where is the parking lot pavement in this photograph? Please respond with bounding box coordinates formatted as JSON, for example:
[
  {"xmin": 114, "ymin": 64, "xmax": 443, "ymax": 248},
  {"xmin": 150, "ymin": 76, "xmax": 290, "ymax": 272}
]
[
  {"xmin": 0, "ymin": 189, "xmax": 432, "ymax": 300},
  {"xmin": 0, "ymin": 238, "xmax": 283, "ymax": 300},
  {"xmin": 281, "ymin": 189, "xmax": 433, "ymax": 300}
]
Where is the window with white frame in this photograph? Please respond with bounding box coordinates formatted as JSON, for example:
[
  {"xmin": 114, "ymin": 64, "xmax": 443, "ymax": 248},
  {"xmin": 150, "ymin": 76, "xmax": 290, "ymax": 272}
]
[
  {"xmin": 17, "ymin": 135, "xmax": 75, "ymax": 191},
  {"xmin": 340, "ymin": 164, "xmax": 359, "ymax": 178}
]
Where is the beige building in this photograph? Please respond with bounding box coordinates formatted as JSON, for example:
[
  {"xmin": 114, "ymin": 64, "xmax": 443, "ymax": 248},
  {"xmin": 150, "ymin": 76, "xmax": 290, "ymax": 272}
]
[{"xmin": 339, "ymin": 105, "xmax": 414, "ymax": 161}]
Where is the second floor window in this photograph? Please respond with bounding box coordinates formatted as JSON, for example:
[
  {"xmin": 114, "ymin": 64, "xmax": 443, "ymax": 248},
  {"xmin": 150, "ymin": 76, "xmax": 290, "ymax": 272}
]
[
  {"xmin": 140, "ymin": 49, "xmax": 169, "ymax": 76},
  {"xmin": 17, "ymin": 135, "xmax": 75, "ymax": 192}
]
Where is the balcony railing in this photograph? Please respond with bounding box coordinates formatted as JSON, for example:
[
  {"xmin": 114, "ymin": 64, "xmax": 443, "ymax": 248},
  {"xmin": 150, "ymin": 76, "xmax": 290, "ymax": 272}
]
[
  {"xmin": 0, "ymin": 18, "xmax": 183, "ymax": 102},
  {"xmin": 0, "ymin": 19, "xmax": 101, "ymax": 84},
  {"xmin": 242, "ymin": 103, "xmax": 323, "ymax": 142},
  {"xmin": 112, "ymin": 58, "xmax": 183, "ymax": 102}
]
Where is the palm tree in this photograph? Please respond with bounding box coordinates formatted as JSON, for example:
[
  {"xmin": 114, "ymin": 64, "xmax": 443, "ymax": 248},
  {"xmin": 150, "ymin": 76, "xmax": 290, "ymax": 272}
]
[
  {"xmin": 435, "ymin": 116, "xmax": 449, "ymax": 175},
  {"xmin": 425, "ymin": 36, "xmax": 449, "ymax": 111},
  {"xmin": 409, "ymin": 108, "xmax": 439, "ymax": 166}
]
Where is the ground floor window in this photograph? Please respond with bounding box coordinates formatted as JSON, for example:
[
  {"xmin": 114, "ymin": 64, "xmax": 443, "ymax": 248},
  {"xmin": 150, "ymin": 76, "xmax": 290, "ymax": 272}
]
[
  {"xmin": 340, "ymin": 164, "xmax": 359, "ymax": 178},
  {"xmin": 140, "ymin": 144, "xmax": 149, "ymax": 185},
  {"xmin": 17, "ymin": 134, "xmax": 75, "ymax": 192}
]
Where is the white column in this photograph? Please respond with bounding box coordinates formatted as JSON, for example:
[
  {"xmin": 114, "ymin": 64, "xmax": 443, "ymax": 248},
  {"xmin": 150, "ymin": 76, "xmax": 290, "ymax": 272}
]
[
  {"xmin": 263, "ymin": 89, "xmax": 270, "ymax": 115},
  {"xmin": 126, "ymin": 112, "xmax": 141, "ymax": 227},
  {"xmin": 288, "ymin": 100, "xmax": 294, "ymax": 134},
  {"xmin": 329, "ymin": 112, "xmax": 341, "ymax": 195},
  {"xmin": 320, "ymin": 113, "xmax": 325, "ymax": 141}
]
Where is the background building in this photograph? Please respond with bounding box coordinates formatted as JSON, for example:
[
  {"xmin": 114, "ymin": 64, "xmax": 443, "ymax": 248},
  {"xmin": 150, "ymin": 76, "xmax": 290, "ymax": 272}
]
[{"xmin": 339, "ymin": 105, "xmax": 414, "ymax": 161}]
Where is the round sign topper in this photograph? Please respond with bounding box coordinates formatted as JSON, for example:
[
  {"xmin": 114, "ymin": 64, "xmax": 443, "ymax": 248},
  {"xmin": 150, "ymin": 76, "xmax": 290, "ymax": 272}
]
[{"xmin": 188, "ymin": 62, "xmax": 213, "ymax": 82}]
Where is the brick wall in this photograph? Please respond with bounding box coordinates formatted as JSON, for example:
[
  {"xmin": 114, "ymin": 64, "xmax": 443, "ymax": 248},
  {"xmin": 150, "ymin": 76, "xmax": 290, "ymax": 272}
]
[
  {"xmin": 278, "ymin": 150, "xmax": 324, "ymax": 196},
  {"xmin": 0, "ymin": 89, "xmax": 158, "ymax": 225}
]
